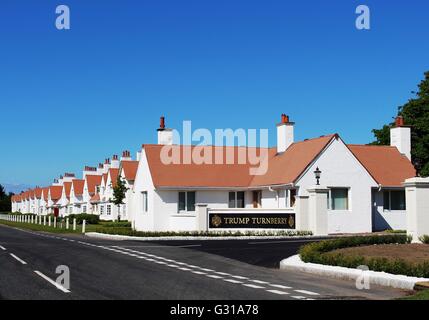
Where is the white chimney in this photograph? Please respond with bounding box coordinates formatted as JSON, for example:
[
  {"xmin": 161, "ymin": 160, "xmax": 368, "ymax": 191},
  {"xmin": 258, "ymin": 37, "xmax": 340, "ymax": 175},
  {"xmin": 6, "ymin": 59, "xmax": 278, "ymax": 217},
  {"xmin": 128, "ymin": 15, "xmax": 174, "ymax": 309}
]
[
  {"xmin": 97, "ymin": 163, "xmax": 104, "ymax": 175},
  {"xmin": 103, "ymin": 158, "xmax": 111, "ymax": 174},
  {"xmin": 157, "ymin": 116, "xmax": 173, "ymax": 145},
  {"xmin": 390, "ymin": 116, "xmax": 411, "ymax": 161},
  {"xmin": 136, "ymin": 151, "xmax": 141, "ymax": 161},
  {"xmin": 83, "ymin": 166, "xmax": 97, "ymax": 179},
  {"xmin": 120, "ymin": 150, "xmax": 132, "ymax": 161},
  {"xmin": 111, "ymin": 155, "xmax": 120, "ymax": 169},
  {"xmin": 277, "ymin": 114, "xmax": 294, "ymax": 153},
  {"xmin": 63, "ymin": 173, "xmax": 75, "ymax": 182}
]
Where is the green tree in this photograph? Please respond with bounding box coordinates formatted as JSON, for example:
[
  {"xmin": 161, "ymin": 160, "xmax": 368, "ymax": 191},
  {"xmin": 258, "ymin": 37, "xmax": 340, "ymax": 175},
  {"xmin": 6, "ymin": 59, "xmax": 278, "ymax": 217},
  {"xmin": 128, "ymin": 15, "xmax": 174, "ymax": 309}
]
[
  {"xmin": 371, "ymin": 71, "xmax": 429, "ymax": 176},
  {"xmin": 0, "ymin": 184, "xmax": 12, "ymax": 212},
  {"xmin": 110, "ymin": 176, "xmax": 128, "ymax": 222}
]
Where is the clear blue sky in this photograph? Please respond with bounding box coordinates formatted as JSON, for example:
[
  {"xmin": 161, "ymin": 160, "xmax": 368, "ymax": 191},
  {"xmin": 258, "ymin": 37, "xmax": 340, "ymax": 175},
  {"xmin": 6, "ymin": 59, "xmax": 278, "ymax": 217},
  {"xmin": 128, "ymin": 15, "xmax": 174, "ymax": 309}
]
[{"xmin": 1, "ymin": 0, "xmax": 428, "ymax": 187}]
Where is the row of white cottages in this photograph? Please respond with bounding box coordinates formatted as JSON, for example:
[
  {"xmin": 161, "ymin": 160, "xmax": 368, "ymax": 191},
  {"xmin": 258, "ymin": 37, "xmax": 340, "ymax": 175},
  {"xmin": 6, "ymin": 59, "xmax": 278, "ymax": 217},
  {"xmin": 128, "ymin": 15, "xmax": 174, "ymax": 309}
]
[{"xmin": 11, "ymin": 115, "xmax": 416, "ymax": 234}]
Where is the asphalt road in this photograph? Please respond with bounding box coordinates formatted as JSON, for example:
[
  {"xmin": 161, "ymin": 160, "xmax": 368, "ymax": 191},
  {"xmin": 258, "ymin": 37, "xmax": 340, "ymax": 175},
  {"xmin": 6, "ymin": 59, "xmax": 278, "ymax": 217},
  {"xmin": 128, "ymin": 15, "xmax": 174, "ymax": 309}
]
[{"xmin": 0, "ymin": 224, "xmax": 410, "ymax": 300}]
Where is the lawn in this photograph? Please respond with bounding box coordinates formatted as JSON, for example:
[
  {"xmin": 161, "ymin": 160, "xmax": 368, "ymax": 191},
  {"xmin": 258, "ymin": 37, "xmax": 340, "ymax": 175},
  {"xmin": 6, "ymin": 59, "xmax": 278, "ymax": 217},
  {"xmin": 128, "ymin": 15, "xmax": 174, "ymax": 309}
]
[{"xmin": 399, "ymin": 289, "xmax": 429, "ymax": 300}]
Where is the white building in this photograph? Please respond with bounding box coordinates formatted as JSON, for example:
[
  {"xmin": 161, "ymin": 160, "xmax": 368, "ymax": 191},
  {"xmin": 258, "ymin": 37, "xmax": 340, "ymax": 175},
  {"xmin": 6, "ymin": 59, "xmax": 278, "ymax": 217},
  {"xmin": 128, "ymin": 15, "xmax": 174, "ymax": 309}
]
[{"xmin": 130, "ymin": 115, "xmax": 415, "ymax": 233}]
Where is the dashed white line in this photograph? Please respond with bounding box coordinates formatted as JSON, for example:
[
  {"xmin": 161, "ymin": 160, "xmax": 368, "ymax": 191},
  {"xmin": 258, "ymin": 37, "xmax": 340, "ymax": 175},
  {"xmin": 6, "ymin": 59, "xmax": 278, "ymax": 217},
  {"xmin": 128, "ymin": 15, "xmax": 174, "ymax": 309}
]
[
  {"xmin": 250, "ymin": 279, "xmax": 269, "ymax": 284},
  {"xmin": 243, "ymin": 284, "xmax": 265, "ymax": 289},
  {"xmin": 206, "ymin": 274, "xmax": 223, "ymax": 279},
  {"xmin": 291, "ymin": 296, "xmax": 307, "ymax": 300},
  {"xmin": 215, "ymin": 272, "xmax": 231, "ymax": 276},
  {"xmin": 0, "ymin": 245, "xmax": 6, "ymax": 251},
  {"xmin": 179, "ymin": 267, "xmax": 191, "ymax": 271},
  {"xmin": 10, "ymin": 253, "xmax": 27, "ymax": 265},
  {"xmin": 223, "ymin": 279, "xmax": 243, "ymax": 284},
  {"xmin": 270, "ymin": 284, "xmax": 292, "ymax": 289},
  {"xmin": 266, "ymin": 289, "xmax": 289, "ymax": 295},
  {"xmin": 191, "ymin": 271, "xmax": 207, "ymax": 275},
  {"xmin": 34, "ymin": 270, "xmax": 70, "ymax": 293},
  {"xmin": 294, "ymin": 289, "xmax": 320, "ymax": 296},
  {"xmin": 231, "ymin": 275, "xmax": 249, "ymax": 280}
]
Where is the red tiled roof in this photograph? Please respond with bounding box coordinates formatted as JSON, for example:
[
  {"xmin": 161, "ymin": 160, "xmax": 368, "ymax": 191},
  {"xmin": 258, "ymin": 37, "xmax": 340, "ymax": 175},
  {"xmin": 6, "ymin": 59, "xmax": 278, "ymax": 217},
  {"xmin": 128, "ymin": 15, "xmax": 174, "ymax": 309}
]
[
  {"xmin": 143, "ymin": 135, "xmax": 336, "ymax": 188},
  {"xmin": 49, "ymin": 186, "xmax": 63, "ymax": 201},
  {"xmin": 42, "ymin": 187, "xmax": 50, "ymax": 201},
  {"xmin": 109, "ymin": 168, "xmax": 120, "ymax": 188},
  {"xmin": 63, "ymin": 182, "xmax": 72, "ymax": 199},
  {"xmin": 348, "ymin": 144, "xmax": 416, "ymax": 187},
  {"xmin": 72, "ymin": 179, "xmax": 85, "ymax": 196},
  {"xmin": 122, "ymin": 161, "xmax": 139, "ymax": 181},
  {"xmin": 86, "ymin": 175, "xmax": 102, "ymax": 195},
  {"xmin": 34, "ymin": 187, "xmax": 43, "ymax": 199}
]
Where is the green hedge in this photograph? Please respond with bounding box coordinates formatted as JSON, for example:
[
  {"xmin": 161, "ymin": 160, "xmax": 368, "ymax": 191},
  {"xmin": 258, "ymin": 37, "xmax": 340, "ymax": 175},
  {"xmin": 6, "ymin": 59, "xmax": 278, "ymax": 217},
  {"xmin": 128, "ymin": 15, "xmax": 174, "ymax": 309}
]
[
  {"xmin": 100, "ymin": 221, "xmax": 132, "ymax": 228},
  {"xmin": 299, "ymin": 235, "xmax": 429, "ymax": 278},
  {"xmin": 420, "ymin": 235, "xmax": 429, "ymax": 244},
  {"xmin": 68, "ymin": 213, "xmax": 99, "ymax": 225}
]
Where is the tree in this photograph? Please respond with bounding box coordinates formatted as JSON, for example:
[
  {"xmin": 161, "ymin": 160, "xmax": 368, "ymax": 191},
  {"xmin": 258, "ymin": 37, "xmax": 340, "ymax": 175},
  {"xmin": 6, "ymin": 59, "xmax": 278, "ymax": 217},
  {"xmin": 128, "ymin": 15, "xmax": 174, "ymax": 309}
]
[
  {"xmin": 110, "ymin": 176, "xmax": 128, "ymax": 222},
  {"xmin": 371, "ymin": 71, "xmax": 429, "ymax": 176},
  {"xmin": 0, "ymin": 184, "xmax": 12, "ymax": 212}
]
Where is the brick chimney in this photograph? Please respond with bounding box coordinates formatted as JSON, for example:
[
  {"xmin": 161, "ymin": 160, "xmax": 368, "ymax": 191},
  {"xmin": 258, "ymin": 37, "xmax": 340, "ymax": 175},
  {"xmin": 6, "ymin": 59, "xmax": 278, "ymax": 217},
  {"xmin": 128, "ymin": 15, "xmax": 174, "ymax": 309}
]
[
  {"xmin": 83, "ymin": 166, "xmax": 97, "ymax": 179},
  {"xmin": 157, "ymin": 116, "xmax": 173, "ymax": 145},
  {"xmin": 277, "ymin": 114, "xmax": 295, "ymax": 153},
  {"xmin": 390, "ymin": 116, "xmax": 411, "ymax": 160}
]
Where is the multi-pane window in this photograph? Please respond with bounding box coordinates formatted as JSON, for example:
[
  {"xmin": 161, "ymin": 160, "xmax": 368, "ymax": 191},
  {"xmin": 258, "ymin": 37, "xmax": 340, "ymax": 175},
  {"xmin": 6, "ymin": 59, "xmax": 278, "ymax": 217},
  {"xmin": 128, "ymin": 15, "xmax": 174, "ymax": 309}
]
[
  {"xmin": 107, "ymin": 205, "xmax": 111, "ymax": 215},
  {"xmin": 383, "ymin": 190, "xmax": 406, "ymax": 211},
  {"xmin": 142, "ymin": 191, "xmax": 148, "ymax": 212},
  {"xmin": 82, "ymin": 206, "xmax": 87, "ymax": 213},
  {"xmin": 178, "ymin": 191, "xmax": 196, "ymax": 212},
  {"xmin": 100, "ymin": 205, "xmax": 104, "ymax": 215},
  {"xmin": 228, "ymin": 191, "xmax": 245, "ymax": 208},
  {"xmin": 329, "ymin": 188, "xmax": 349, "ymax": 210}
]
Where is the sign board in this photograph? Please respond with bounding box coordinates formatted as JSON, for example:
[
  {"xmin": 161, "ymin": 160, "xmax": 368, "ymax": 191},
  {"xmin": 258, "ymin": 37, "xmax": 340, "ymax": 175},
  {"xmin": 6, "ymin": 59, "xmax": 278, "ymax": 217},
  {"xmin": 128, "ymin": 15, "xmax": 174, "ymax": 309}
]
[{"xmin": 208, "ymin": 212, "xmax": 296, "ymax": 229}]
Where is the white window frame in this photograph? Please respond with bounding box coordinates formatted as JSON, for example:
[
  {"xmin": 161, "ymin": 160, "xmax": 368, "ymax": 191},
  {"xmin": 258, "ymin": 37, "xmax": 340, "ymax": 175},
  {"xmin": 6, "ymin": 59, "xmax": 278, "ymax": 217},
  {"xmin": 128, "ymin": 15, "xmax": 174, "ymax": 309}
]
[
  {"xmin": 228, "ymin": 191, "xmax": 245, "ymax": 208},
  {"xmin": 142, "ymin": 191, "xmax": 148, "ymax": 213},
  {"xmin": 178, "ymin": 191, "xmax": 196, "ymax": 213},
  {"xmin": 328, "ymin": 187, "xmax": 350, "ymax": 211},
  {"xmin": 383, "ymin": 190, "xmax": 406, "ymax": 211},
  {"xmin": 107, "ymin": 205, "xmax": 111, "ymax": 216},
  {"xmin": 100, "ymin": 205, "xmax": 104, "ymax": 215}
]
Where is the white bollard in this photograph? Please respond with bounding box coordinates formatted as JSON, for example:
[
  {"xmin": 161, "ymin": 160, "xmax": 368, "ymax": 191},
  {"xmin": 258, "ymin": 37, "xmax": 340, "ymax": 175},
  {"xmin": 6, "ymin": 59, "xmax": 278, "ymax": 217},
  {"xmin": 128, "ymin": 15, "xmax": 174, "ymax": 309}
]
[
  {"xmin": 43, "ymin": 216, "xmax": 46, "ymax": 226},
  {"xmin": 73, "ymin": 218, "xmax": 76, "ymax": 231},
  {"xmin": 54, "ymin": 217, "xmax": 57, "ymax": 228},
  {"xmin": 82, "ymin": 220, "xmax": 86, "ymax": 234},
  {"xmin": 48, "ymin": 216, "xmax": 51, "ymax": 227},
  {"xmin": 66, "ymin": 218, "xmax": 69, "ymax": 230}
]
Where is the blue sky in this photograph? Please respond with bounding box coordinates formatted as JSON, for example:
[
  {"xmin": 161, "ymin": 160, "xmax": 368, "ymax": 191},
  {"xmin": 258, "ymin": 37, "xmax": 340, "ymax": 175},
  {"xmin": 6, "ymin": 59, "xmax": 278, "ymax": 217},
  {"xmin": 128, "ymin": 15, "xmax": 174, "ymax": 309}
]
[{"xmin": 1, "ymin": 0, "xmax": 428, "ymax": 187}]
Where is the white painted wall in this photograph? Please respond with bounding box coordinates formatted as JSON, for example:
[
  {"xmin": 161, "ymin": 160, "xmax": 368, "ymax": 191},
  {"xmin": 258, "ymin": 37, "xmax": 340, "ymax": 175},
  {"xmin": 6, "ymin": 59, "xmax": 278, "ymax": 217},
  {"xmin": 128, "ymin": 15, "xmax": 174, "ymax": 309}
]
[
  {"xmin": 296, "ymin": 138, "xmax": 377, "ymax": 234},
  {"xmin": 372, "ymin": 190, "xmax": 406, "ymax": 231}
]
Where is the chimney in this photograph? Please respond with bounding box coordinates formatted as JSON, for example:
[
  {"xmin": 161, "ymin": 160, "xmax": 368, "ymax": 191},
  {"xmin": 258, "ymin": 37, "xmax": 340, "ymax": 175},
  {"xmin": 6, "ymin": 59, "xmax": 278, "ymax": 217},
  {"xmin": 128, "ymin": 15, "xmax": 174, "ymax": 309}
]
[
  {"xmin": 97, "ymin": 163, "xmax": 104, "ymax": 175},
  {"xmin": 83, "ymin": 166, "xmax": 97, "ymax": 179},
  {"xmin": 103, "ymin": 158, "xmax": 111, "ymax": 174},
  {"xmin": 277, "ymin": 114, "xmax": 294, "ymax": 153},
  {"xmin": 111, "ymin": 154, "xmax": 120, "ymax": 169},
  {"xmin": 390, "ymin": 116, "xmax": 411, "ymax": 160},
  {"xmin": 121, "ymin": 150, "xmax": 132, "ymax": 161},
  {"xmin": 52, "ymin": 178, "xmax": 60, "ymax": 186},
  {"xmin": 63, "ymin": 173, "xmax": 75, "ymax": 182},
  {"xmin": 157, "ymin": 116, "xmax": 173, "ymax": 145}
]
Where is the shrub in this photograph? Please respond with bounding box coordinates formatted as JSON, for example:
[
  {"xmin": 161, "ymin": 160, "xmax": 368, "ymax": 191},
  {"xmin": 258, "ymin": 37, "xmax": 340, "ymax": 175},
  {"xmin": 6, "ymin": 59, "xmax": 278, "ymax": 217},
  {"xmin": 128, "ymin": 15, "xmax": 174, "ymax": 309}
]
[
  {"xmin": 100, "ymin": 221, "xmax": 132, "ymax": 228},
  {"xmin": 68, "ymin": 213, "xmax": 99, "ymax": 225},
  {"xmin": 419, "ymin": 235, "xmax": 429, "ymax": 244},
  {"xmin": 299, "ymin": 235, "xmax": 429, "ymax": 278}
]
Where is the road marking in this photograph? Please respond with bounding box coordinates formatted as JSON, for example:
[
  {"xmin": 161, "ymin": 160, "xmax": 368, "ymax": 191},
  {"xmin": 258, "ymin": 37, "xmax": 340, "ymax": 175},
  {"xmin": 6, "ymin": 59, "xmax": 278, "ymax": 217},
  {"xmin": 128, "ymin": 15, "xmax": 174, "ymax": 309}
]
[
  {"xmin": 291, "ymin": 296, "xmax": 307, "ymax": 300},
  {"xmin": 223, "ymin": 279, "xmax": 243, "ymax": 284},
  {"xmin": 206, "ymin": 274, "xmax": 223, "ymax": 279},
  {"xmin": 231, "ymin": 275, "xmax": 248, "ymax": 280},
  {"xmin": 270, "ymin": 284, "xmax": 292, "ymax": 289},
  {"xmin": 243, "ymin": 284, "xmax": 265, "ymax": 289},
  {"xmin": 266, "ymin": 289, "xmax": 289, "ymax": 295},
  {"xmin": 191, "ymin": 271, "xmax": 207, "ymax": 275},
  {"xmin": 179, "ymin": 267, "xmax": 191, "ymax": 271},
  {"xmin": 34, "ymin": 271, "xmax": 70, "ymax": 293},
  {"xmin": 10, "ymin": 253, "xmax": 27, "ymax": 265},
  {"xmin": 294, "ymin": 289, "xmax": 319, "ymax": 296},
  {"xmin": 250, "ymin": 279, "xmax": 269, "ymax": 284},
  {"xmin": 0, "ymin": 245, "xmax": 6, "ymax": 251},
  {"xmin": 215, "ymin": 272, "xmax": 231, "ymax": 276}
]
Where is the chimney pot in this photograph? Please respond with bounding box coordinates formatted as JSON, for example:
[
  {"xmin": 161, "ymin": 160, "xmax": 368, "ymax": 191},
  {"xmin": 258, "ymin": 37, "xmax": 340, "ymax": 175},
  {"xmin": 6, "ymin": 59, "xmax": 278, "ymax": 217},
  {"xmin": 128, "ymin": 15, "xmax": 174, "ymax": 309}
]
[
  {"xmin": 160, "ymin": 116, "xmax": 166, "ymax": 130},
  {"xmin": 395, "ymin": 116, "xmax": 405, "ymax": 127}
]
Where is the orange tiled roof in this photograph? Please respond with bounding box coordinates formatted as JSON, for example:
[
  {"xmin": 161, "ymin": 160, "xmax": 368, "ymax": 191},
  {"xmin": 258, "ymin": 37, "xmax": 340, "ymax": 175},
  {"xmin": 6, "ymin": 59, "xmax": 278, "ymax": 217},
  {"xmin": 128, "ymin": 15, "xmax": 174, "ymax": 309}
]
[
  {"xmin": 63, "ymin": 182, "xmax": 72, "ymax": 200},
  {"xmin": 86, "ymin": 175, "xmax": 102, "ymax": 195},
  {"xmin": 49, "ymin": 186, "xmax": 63, "ymax": 201},
  {"xmin": 122, "ymin": 161, "xmax": 139, "ymax": 181},
  {"xmin": 42, "ymin": 187, "xmax": 50, "ymax": 201},
  {"xmin": 348, "ymin": 144, "xmax": 416, "ymax": 187},
  {"xmin": 72, "ymin": 179, "xmax": 85, "ymax": 196},
  {"xmin": 109, "ymin": 168, "xmax": 120, "ymax": 188}
]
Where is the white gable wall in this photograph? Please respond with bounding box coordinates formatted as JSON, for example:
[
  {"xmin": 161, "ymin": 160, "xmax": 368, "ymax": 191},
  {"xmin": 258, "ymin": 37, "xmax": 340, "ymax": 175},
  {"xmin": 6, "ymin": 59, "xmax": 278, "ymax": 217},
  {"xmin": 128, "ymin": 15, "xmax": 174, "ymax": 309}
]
[{"xmin": 295, "ymin": 138, "xmax": 377, "ymax": 234}]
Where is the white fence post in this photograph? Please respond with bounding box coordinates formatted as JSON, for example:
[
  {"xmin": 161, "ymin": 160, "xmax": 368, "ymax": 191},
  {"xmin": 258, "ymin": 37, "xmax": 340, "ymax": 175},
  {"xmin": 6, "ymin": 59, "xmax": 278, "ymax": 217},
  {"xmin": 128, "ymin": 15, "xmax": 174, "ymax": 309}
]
[
  {"xmin": 48, "ymin": 216, "xmax": 51, "ymax": 227},
  {"xmin": 82, "ymin": 220, "xmax": 86, "ymax": 234},
  {"xmin": 73, "ymin": 218, "xmax": 76, "ymax": 231},
  {"xmin": 66, "ymin": 218, "xmax": 69, "ymax": 230},
  {"xmin": 54, "ymin": 217, "xmax": 57, "ymax": 228}
]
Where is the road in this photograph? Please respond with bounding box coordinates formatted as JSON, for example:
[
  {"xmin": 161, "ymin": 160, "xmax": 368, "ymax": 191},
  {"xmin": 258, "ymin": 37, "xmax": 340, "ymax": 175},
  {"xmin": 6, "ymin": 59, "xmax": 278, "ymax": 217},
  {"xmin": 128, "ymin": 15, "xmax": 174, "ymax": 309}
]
[{"xmin": 0, "ymin": 224, "xmax": 410, "ymax": 300}]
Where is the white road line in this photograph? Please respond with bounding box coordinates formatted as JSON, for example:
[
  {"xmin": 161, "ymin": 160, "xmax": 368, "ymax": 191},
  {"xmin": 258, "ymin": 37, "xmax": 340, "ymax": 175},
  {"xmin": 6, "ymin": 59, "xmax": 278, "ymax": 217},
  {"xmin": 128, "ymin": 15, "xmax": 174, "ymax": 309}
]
[
  {"xmin": 34, "ymin": 271, "xmax": 70, "ymax": 293},
  {"xmin": 179, "ymin": 267, "xmax": 191, "ymax": 271},
  {"xmin": 231, "ymin": 275, "xmax": 248, "ymax": 280},
  {"xmin": 10, "ymin": 253, "xmax": 27, "ymax": 265},
  {"xmin": 207, "ymin": 275, "xmax": 223, "ymax": 279},
  {"xmin": 223, "ymin": 279, "xmax": 243, "ymax": 284},
  {"xmin": 215, "ymin": 272, "xmax": 231, "ymax": 276},
  {"xmin": 243, "ymin": 284, "xmax": 265, "ymax": 289},
  {"xmin": 191, "ymin": 271, "xmax": 207, "ymax": 275},
  {"xmin": 270, "ymin": 284, "xmax": 292, "ymax": 289},
  {"xmin": 266, "ymin": 289, "xmax": 289, "ymax": 295},
  {"xmin": 199, "ymin": 268, "xmax": 214, "ymax": 272},
  {"xmin": 250, "ymin": 280, "xmax": 269, "ymax": 284},
  {"xmin": 294, "ymin": 289, "xmax": 320, "ymax": 296},
  {"xmin": 0, "ymin": 245, "xmax": 6, "ymax": 251},
  {"xmin": 291, "ymin": 296, "xmax": 307, "ymax": 300}
]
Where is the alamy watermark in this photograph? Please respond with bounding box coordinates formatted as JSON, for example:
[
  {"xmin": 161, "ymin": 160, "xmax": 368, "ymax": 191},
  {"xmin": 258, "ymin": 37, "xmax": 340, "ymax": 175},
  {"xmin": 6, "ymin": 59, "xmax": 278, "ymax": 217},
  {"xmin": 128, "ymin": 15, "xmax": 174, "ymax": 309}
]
[
  {"xmin": 356, "ymin": 5, "xmax": 370, "ymax": 30},
  {"xmin": 160, "ymin": 121, "xmax": 269, "ymax": 176},
  {"xmin": 355, "ymin": 265, "xmax": 370, "ymax": 290},
  {"xmin": 56, "ymin": 5, "xmax": 70, "ymax": 30},
  {"xmin": 56, "ymin": 265, "xmax": 70, "ymax": 290}
]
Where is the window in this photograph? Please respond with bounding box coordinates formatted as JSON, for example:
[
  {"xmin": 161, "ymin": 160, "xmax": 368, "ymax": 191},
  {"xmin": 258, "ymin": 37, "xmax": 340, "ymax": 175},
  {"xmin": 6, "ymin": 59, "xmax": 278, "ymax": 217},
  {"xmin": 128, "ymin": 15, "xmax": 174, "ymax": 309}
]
[
  {"xmin": 178, "ymin": 191, "xmax": 196, "ymax": 212},
  {"xmin": 383, "ymin": 190, "xmax": 406, "ymax": 211},
  {"xmin": 82, "ymin": 205, "xmax": 87, "ymax": 213},
  {"xmin": 228, "ymin": 191, "xmax": 245, "ymax": 208},
  {"xmin": 100, "ymin": 205, "xmax": 104, "ymax": 215},
  {"xmin": 107, "ymin": 205, "xmax": 111, "ymax": 215},
  {"xmin": 142, "ymin": 191, "xmax": 148, "ymax": 212},
  {"xmin": 288, "ymin": 189, "xmax": 297, "ymax": 207},
  {"xmin": 330, "ymin": 188, "xmax": 349, "ymax": 210}
]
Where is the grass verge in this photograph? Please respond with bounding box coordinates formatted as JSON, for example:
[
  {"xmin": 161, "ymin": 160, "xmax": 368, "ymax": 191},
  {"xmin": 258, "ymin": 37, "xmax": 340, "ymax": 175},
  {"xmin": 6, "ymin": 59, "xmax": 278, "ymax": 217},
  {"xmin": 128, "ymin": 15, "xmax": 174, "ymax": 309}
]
[{"xmin": 399, "ymin": 290, "xmax": 429, "ymax": 300}]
